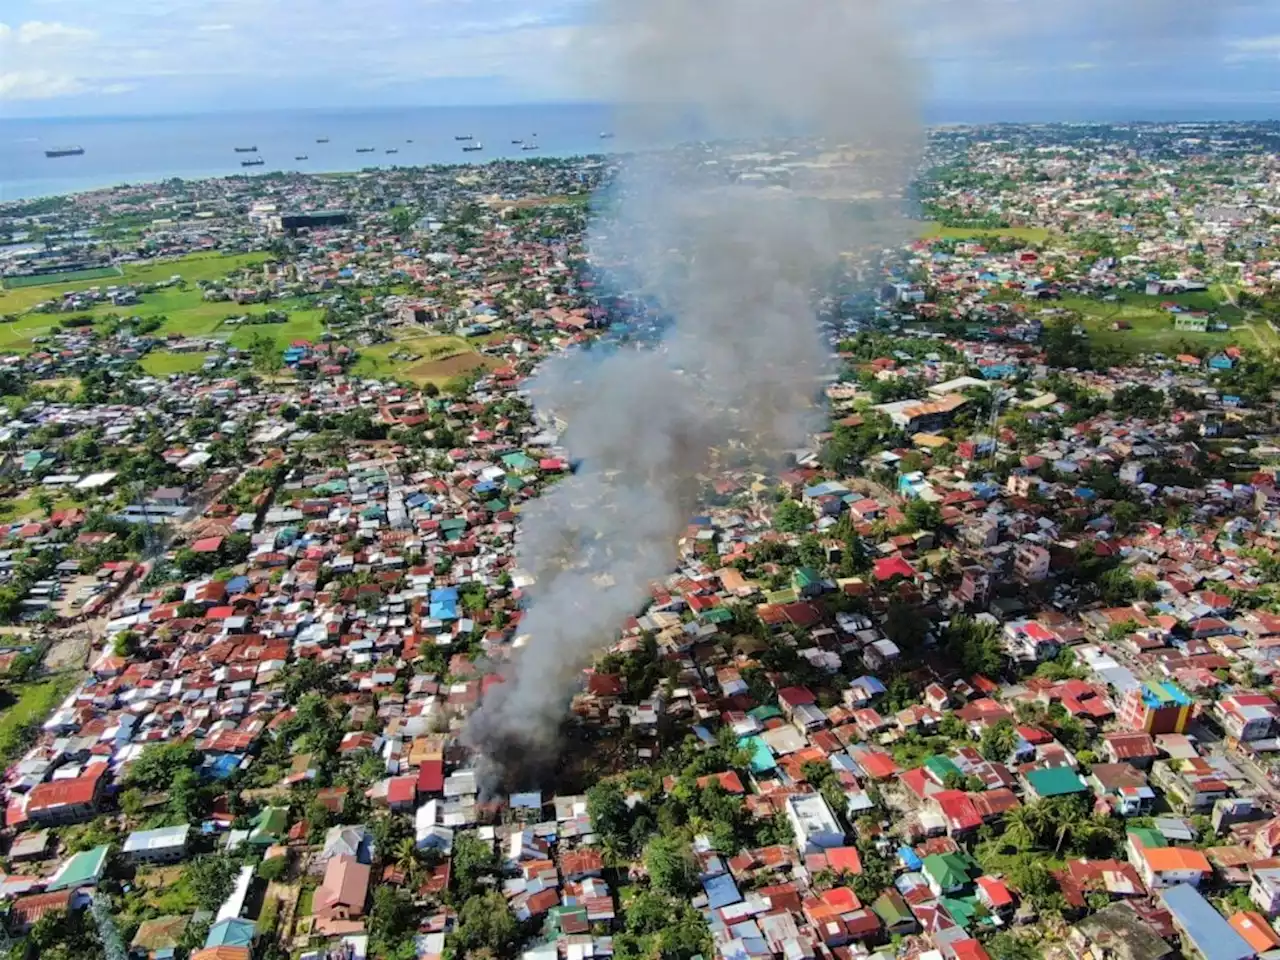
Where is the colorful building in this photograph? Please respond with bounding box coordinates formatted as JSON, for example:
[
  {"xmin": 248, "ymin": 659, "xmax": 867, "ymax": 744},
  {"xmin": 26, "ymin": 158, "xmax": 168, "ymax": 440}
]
[{"xmin": 1119, "ymin": 681, "xmax": 1193, "ymax": 735}]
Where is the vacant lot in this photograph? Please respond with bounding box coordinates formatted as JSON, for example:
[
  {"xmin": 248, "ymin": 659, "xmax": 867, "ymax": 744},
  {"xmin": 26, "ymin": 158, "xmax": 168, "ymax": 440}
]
[
  {"xmin": 1062, "ymin": 289, "xmax": 1244, "ymax": 354},
  {"xmin": 140, "ymin": 351, "xmax": 210, "ymax": 376},
  {"xmin": 0, "ymin": 675, "xmax": 77, "ymax": 763},
  {"xmin": 3, "ymin": 266, "xmax": 123, "ymax": 289},
  {"xmin": 0, "ymin": 252, "xmax": 270, "ymax": 329},
  {"xmin": 351, "ymin": 332, "xmax": 483, "ymax": 382},
  {"xmin": 917, "ymin": 222, "xmax": 1052, "ymax": 244}
]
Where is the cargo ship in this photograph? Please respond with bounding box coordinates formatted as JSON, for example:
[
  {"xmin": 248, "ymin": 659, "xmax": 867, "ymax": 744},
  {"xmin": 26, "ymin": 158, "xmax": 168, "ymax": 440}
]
[
  {"xmin": 234, "ymin": 145, "xmax": 258, "ymax": 153},
  {"xmin": 295, "ymin": 155, "xmax": 308, "ymax": 161},
  {"xmin": 462, "ymin": 143, "xmax": 483, "ymax": 152},
  {"xmin": 45, "ymin": 146, "xmax": 85, "ymax": 158},
  {"xmin": 241, "ymin": 158, "xmax": 265, "ymax": 167},
  {"xmin": 316, "ymin": 137, "xmax": 330, "ymax": 143},
  {"xmin": 455, "ymin": 134, "xmax": 473, "ymax": 141},
  {"xmin": 522, "ymin": 144, "xmax": 540, "ymax": 151},
  {"xmin": 385, "ymin": 148, "xmax": 398, "ymax": 154},
  {"xmin": 356, "ymin": 147, "xmax": 376, "ymax": 153},
  {"xmin": 599, "ymin": 132, "xmax": 615, "ymax": 139}
]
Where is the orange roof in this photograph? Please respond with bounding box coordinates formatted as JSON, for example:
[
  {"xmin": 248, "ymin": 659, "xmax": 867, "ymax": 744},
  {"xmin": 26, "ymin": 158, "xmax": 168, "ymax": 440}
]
[
  {"xmin": 1142, "ymin": 846, "xmax": 1211, "ymax": 873},
  {"xmin": 1230, "ymin": 912, "xmax": 1280, "ymax": 953}
]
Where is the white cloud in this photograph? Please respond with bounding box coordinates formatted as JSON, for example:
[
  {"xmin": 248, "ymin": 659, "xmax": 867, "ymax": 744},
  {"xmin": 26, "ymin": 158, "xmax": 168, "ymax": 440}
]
[
  {"xmin": 197, "ymin": 22, "xmax": 232, "ymax": 31},
  {"xmin": 15, "ymin": 20, "xmax": 95, "ymax": 44},
  {"xmin": 0, "ymin": 70, "xmax": 87, "ymax": 100}
]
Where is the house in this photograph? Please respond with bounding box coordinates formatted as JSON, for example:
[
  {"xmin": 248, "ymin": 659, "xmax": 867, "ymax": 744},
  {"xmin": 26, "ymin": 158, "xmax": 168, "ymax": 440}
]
[
  {"xmin": 1024, "ymin": 768, "xmax": 1089, "ymax": 800},
  {"xmin": 314, "ymin": 854, "xmax": 370, "ymax": 921},
  {"xmin": 1103, "ymin": 732, "xmax": 1159, "ymax": 769},
  {"xmin": 1160, "ymin": 884, "xmax": 1255, "ymax": 960},
  {"xmin": 1250, "ymin": 866, "xmax": 1280, "ymax": 917},
  {"xmin": 123, "ymin": 824, "xmax": 191, "ymax": 864},
  {"xmin": 1014, "ymin": 543, "xmax": 1051, "ymax": 582},
  {"xmin": 45, "ymin": 845, "xmax": 109, "ymax": 891},
  {"xmin": 1119, "ymin": 682, "xmax": 1193, "ymax": 735},
  {"xmin": 9, "ymin": 890, "xmax": 74, "ymax": 933},
  {"xmin": 922, "ymin": 852, "xmax": 976, "ymax": 897},
  {"xmin": 785, "ymin": 793, "xmax": 844, "ymax": 853},
  {"xmin": 1067, "ymin": 903, "xmax": 1173, "ymax": 960},
  {"xmin": 1230, "ymin": 911, "xmax": 1280, "ymax": 954},
  {"xmin": 1135, "ymin": 845, "xmax": 1212, "ymax": 889},
  {"xmin": 1090, "ymin": 764, "xmax": 1156, "ymax": 816},
  {"xmin": 25, "ymin": 769, "xmax": 105, "ymax": 825}
]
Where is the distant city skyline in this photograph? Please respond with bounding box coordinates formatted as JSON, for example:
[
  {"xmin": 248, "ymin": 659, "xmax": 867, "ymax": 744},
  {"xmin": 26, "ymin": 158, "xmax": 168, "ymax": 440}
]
[{"xmin": 1, "ymin": 0, "xmax": 1279, "ymax": 119}]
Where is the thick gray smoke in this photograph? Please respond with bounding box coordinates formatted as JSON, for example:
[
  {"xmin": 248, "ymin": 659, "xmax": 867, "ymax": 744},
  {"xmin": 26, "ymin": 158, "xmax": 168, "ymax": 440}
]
[{"xmin": 464, "ymin": 0, "xmax": 921, "ymax": 788}]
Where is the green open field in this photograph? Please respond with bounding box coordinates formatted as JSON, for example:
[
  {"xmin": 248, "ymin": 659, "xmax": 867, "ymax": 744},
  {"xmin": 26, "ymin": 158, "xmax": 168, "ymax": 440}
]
[
  {"xmin": 917, "ymin": 222, "xmax": 1052, "ymax": 244},
  {"xmin": 139, "ymin": 351, "xmax": 211, "ymax": 376},
  {"xmin": 228, "ymin": 310, "xmax": 326, "ymax": 351},
  {"xmin": 3, "ymin": 266, "xmax": 123, "ymax": 289},
  {"xmin": 0, "ymin": 252, "xmax": 268, "ymax": 317},
  {"xmin": 351, "ymin": 332, "xmax": 495, "ymax": 384},
  {"xmin": 1061, "ymin": 287, "xmax": 1247, "ymax": 354},
  {"xmin": 0, "ymin": 675, "xmax": 77, "ymax": 763}
]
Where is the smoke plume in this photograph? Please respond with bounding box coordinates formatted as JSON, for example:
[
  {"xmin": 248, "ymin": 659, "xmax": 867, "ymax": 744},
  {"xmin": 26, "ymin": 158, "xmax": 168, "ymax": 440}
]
[{"xmin": 465, "ymin": 0, "xmax": 921, "ymax": 788}]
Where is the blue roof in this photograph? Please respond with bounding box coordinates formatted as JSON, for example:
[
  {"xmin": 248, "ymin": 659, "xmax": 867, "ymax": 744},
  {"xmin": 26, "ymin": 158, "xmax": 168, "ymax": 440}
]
[
  {"xmin": 739, "ymin": 736, "xmax": 776, "ymax": 774},
  {"xmin": 205, "ymin": 918, "xmax": 256, "ymax": 949},
  {"xmin": 429, "ymin": 600, "xmax": 458, "ymax": 621},
  {"xmin": 898, "ymin": 846, "xmax": 923, "ymax": 870},
  {"xmin": 225, "ymin": 576, "xmax": 250, "ymax": 594},
  {"xmin": 703, "ymin": 873, "xmax": 743, "ymax": 910},
  {"xmin": 1159, "ymin": 884, "xmax": 1254, "ymax": 960},
  {"xmin": 431, "ymin": 587, "xmax": 459, "ymax": 602},
  {"xmin": 1141, "ymin": 681, "xmax": 1192, "ymax": 709}
]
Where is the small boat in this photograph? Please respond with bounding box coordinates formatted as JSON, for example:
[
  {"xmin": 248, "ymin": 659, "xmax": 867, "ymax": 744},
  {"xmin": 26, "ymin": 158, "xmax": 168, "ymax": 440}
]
[
  {"xmin": 406, "ymin": 139, "xmax": 413, "ymax": 143},
  {"xmin": 599, "ymin": 132, "xmax": 615, "ymax": 139},
  {"xmin": 454, "ymin": 134, "xmax": 473, "ymax": 141},
  {"xmin": 45, "ymin": 146, "xmax": 84, "ymax": 158},
  {"xmin": 316, "ymin": 138, "xmax": 330, "ymax": 143},
  {"xmin": 462, "ymin": 143, "xmax": 484, "ymax": 152},
  {"xmin": 295, "ymin": 155, "xmax": 308, "ymax": 161},
  {"xmin": 234, "ymin": 145, "xmax": 258, "ymax": 153},
  {"xmin": 386, "ymin": 148, "xmax": 398, "ymax": 154},
  {"xmin": 356, "ymin": 147, "xmax": 376, "ymax": 153},
  {"xmin": 511, "ymin": 138, "xmax": 524, "ymax": 144},
  {"xmin": 241, "ymin": 158, "xmax": 265, "ymax": 167}
]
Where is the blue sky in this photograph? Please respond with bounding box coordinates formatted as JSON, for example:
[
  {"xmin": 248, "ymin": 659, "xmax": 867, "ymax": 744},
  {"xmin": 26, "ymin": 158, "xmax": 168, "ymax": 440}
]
[{"xmin": 1, "ymin": 0, "xmax": 1278, "ymax": 118}]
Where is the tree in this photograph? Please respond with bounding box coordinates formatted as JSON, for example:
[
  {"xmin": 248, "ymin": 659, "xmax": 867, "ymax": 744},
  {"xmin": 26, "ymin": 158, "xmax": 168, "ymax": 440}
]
[
  {"xmin": 942, "ymin": 615, "xmax": 1004, "ymax": 677},
  {"xmin": 185, "ymin": 855, "xmax": 241, "ymax": 912},
  {"xmin": 282, "ymin": 658, "xmax": 338, "ymax": 704},
  {"xmin": 127, "ymin": 740, "xmax": 198, "ymax": 792},
  {"xmin": 772, "ymin": 500, "xmax": 814, "ymax": 533},
  {"xmin": 450, "ymin": 831, "xmax": 497, "ymax": 902},
  {"xmin": 980, "ymin": 718, "xmax": 1018, "ymax": 761},
  {"xmin": 450, "ymin": 891, "xmax": 518, "ymax": 956},
  {"xmin": 644, "ymin": 834, "xmax": 698, "ymax": 896},
  {"xmin": 587, "ymin": 779, "xmax": 630, "ymax": 851},
  {"xmin": 883, "ymin": 599, "xmax": 930, "ymax": 653},
  {"xmin": 906, "ymin": 498, "xmax": 942, "ymax": 533}
]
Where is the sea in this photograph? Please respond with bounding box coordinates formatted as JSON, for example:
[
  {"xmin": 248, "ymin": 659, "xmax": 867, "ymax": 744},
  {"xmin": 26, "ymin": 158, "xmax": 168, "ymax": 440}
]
[{"xmin": 2, "ymin": 101, "xmax": 1278, "ymax": 203}]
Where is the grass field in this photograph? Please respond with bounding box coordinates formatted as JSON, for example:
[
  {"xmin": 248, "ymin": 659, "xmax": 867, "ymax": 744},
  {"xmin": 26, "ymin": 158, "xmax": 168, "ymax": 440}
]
[
  {"xmin": 0, "ymin": 675, "xmax": 77, "ymax": 764},
  {"xmin": 228, "ymin": 309, "xmax": 325, "ymax": 352},
  {"xmin": 140, "ymin": 351, "xmax": 210, "ymax": 376},
  {"xmin": 351, "ymin": 332, "xmax": 495, "ymax": 383},
  {"xmin": 917, "ymin": 222, "xmax": 1051, "ymax": 244},
  {"xmin": 3, "ymin": 266, "xmax": 122, "ymax": 289},
  {"xmin": 1062, "ymin": 288, "xmax": 1245, "ymax": 354},
  {"xmin": 0, "ymin": 252, "xmax": 269, "ymax": 319}
]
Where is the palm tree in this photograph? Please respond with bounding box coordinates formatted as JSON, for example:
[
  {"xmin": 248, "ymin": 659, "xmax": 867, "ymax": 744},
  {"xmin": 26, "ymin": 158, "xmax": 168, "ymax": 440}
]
[{"xmin": 393, "ymin": 835, "xmax": 422, "ymax": 884}]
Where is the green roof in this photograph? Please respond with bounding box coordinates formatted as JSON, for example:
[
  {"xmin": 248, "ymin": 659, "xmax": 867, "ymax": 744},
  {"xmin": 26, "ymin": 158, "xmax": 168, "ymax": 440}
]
[
  {"xmin": 748, "ymin": 705, "xmax": 782, "ymax": 721},
  {"xmin": 872, "ymin": 891, "xmax": 914, "ymax": 926},
  {"xmin": 1026, "ymin": 767, "xmax": 1089, "ymax": 798},
  {"xmin": 940, "ymin": 895, "xmax": 980, "ymax": 930},
  {"xmin": 924, "ymin": 755, "xmax": 961, "ymax": 784},
  {"xmin": 501, "ymin": 452, "xmax": 538, "ymax": 472},
  {"xmin": 922, "ymin": 852, "xmax": 973, "ymax": 891},
  {"xmin": 47, "ymin": 844, "xmax": 109, "ymax": 891},
  {"xmin": 250, "ymin": 805, "xmax": 288, "ymax": 843},
  {"xmin": 765, "ymin": 589, "xmax": 798, "ymax": 605},
  {"xmin": 702, "ymin": 607, "xmax": 733, "ymax": 624},
  {"xmin": 1128, "ymin": 826, "xmax": 1167, "ymax": 850},
  {"xmin": 793, "ymin": 568, "xmax": 822, "ymax": 588}
]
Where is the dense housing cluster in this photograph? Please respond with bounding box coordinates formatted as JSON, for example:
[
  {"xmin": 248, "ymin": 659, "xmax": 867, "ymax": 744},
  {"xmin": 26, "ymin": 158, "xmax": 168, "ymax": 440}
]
[{"xmin": 0, "ymin": 122, "xmax": 1278, "ymax": 960}]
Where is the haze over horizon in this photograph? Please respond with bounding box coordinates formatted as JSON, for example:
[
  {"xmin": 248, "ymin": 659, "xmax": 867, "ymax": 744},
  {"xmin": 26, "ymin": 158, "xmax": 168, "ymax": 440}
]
[{"xmin": 1, "ymin": 0, "xmax": 1279, "ymax": 119}]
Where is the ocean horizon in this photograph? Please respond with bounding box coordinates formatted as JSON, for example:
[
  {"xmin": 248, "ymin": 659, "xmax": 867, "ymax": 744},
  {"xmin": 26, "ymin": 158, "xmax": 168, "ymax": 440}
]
[{"xmin": 2, "ymin": 101, "xmax": 1278, "ymax": 203}]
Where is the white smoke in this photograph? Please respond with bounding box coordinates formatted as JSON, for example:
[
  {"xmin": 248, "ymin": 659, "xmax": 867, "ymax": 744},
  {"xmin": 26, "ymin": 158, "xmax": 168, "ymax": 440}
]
[{"xmin": 465, "ymin": 0, "xmax": 921, "ymax": 786}]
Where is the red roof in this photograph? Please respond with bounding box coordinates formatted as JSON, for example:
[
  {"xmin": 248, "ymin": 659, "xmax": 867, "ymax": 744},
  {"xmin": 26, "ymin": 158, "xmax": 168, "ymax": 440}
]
[
  {"xmin": 387, "ymin": 776, "xmax": 416, "ymax": 805},
  {"xmin": 190, "ymin": 536, "xmax": 224, "ymax": 553},
  {"xmin": 873, "ymin": 555, "xmax": 916, "ymax": 582},
  {"xmin": 417, "ymin": 759, "xmax": 444, "ymax": 795}
]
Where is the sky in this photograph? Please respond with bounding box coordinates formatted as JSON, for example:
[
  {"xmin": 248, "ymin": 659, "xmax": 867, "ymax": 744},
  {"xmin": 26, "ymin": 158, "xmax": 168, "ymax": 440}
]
[{"xmin": 1, "ymin": 0, "xmax": 1279, "ymax": 118}]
